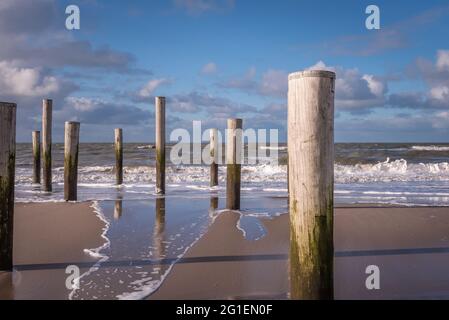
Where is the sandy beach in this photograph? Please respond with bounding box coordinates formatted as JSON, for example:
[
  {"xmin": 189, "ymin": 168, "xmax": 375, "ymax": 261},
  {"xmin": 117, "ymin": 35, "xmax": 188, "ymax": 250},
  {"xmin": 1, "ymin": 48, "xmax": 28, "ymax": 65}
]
[
  {"xmin": 0, "ymin": 202, "xmax": 105, "ymax": 300},
  {"xmin": 3, "ymin": 201, "xmax": 449, "ymax": 299}
]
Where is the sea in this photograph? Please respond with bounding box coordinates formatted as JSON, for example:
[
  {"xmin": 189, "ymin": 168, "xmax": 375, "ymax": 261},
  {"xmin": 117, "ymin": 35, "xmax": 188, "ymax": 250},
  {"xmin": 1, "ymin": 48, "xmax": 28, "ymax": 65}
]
[
  {"xmin": 15, "ymin": 142, "xmax": 449, "ymax": 206},
  {"xmin": 13, "ymin": 142, "xmax": 449, "ymax": 299}
]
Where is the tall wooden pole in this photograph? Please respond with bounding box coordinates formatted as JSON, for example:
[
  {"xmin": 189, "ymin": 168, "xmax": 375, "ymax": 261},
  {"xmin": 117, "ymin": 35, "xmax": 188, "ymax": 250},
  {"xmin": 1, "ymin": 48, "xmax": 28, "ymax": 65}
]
[
  {"xmin": 64, "ymin": 121, "xmax": 80, "ymax": 201},
  {"xmin": 42, "ymin": 99, "xmax": 52, "ymax": 192},
  {"xmin": 226, "ymin": 119, "xmax": 242, "ymax": 210},
  {"xmin": 155, "ymin": 97, "xmax": 165, "ymax": 195},
  {"xmin": 32, "ymin": 131, "xmax": 41, "ymax": 184},
  {"xmin": 210, "ymin": 128, "xmax": 218, "ymax": 187},
  {"xmin": 114, "ymin": 128, "xmax": 123, "ymax": 185},
  {"xmin": 0, "ymin": 102, "xmax": 16, "ymax": 271},
  {"xmin": 288, "ymin": 70, "xmax": 335, "ymax": 300}
]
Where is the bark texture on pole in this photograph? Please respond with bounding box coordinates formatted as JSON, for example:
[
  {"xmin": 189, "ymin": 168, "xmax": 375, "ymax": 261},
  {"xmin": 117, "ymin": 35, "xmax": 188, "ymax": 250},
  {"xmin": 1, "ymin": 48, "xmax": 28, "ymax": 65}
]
[
  {"xmin": 155, "ymin": 97, "xmax": 166, "ymax": 195},
  {"xmin": 288, "ymin": 70, "xmax": 335, "ymax": 300},
  {"xmin": 32, "ymin": 131, "xmax": 41, "ymax": 184},
  {"xmin": 64, "ymin": 121, "xmax": 80, "ymax": 201},
  {"xmin": 114, "ymin": 128, "xmax": 123, "ymax": 185},
  {"xmin": 0, "ymin": 102, "xmax": 16, "ymax": 271},
  {"xmin": 42, "ymin": 99, "xmax": 52, "ymax": 192},
  {"xmin": 226, "ymin": 119, "xmax": 242, "ymax": 210},
  {"xmin": 210, "ymin": 128, "xmax": 219, "ymax": 187}
]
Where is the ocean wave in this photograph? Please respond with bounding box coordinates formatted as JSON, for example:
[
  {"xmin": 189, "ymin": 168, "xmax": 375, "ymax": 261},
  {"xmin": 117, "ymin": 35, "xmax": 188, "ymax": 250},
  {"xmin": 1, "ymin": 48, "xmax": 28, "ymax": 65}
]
[
  {"xmin": 335, "ymin": 158, "xmax": 449, "ymax": 183},
  {"xmin": 15, "ymin": 159, "xmax": 449, "ymax": 186},
  {"xmin": 411, "ymin": 145, "xmax": 449, "ymax": 151}
]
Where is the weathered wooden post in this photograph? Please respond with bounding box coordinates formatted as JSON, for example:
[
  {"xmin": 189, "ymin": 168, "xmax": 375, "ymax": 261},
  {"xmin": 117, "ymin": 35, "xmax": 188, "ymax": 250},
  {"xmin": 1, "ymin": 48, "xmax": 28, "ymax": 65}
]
[
  {"xmin": 64, "ymin": 121, "xmax": 80, "ymax": 201},
  {"xmin": 155, "ymin": 97, "xmax": 165, "ymax": 194},
  {"xmin": 288, "ymin": 70, "xmax": 335, "ymax": 300},
  {"xmin": 32, "ymin": 131, "xmax": 41, "ymax": 184},
  {"xmin": 210, "ymin": 128, "xmax": 219, "ymax": 187},
  {"xmin": 226, "ymin": 119, "xmax": 242, "ymax": 210},
  {"xmin": 42, "ymin": 99, "xmax": 52, "ymax": 192},
  {"xmin": 114, "ymin": 128, "xmax": 123, "ymax": 185},
  {"xmin": 0, "ymin": 102, "xmax": 16, "ymax": 271}
]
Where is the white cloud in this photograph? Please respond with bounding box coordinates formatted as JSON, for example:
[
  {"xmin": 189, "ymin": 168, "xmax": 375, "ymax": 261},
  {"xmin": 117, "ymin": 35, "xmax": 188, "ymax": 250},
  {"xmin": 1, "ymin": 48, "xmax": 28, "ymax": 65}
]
[
  {"xmin": 200, "ymin": 62, "xmax": 218, "ymax": 75},
  {"xmin": 0, "ymin": 60, "xmax": 60, "ymax": 97},
  {"xmin": 138, "ymin": 78, "xmax": 171, "ymax": 98},
  {"xmin": 306, "ymin": 61, "xmax": 387, "ymax": 112},
  {"xmin": 436, "ymin": 50, "xmax": 449, "ymax": 71},
  {"xmin": 307, "ymin": 60, "xmax": 336, "ymax": 72},
  {"xmin": 66, "ymin": 97, "xmax": 104, "ymax": 112},
  {"xmin": 430, "ymin": 85, "xmax": 449, "ymax": 102}
]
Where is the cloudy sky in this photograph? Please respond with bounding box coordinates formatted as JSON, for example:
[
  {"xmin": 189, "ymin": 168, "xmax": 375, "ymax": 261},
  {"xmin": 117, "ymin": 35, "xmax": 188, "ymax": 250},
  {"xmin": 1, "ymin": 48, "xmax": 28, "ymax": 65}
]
[{"xmin": 1, "ymin": 0, "xmax": 449, "ymax": 142}]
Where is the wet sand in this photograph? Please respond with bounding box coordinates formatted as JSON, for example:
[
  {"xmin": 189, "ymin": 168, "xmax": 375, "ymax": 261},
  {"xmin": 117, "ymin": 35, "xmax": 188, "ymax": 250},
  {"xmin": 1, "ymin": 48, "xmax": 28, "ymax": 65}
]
[
  {"xmin": 152, "ymin": 206, "xmax": 449, "ymax": 299},
  {"xmin": 3, "ymin": 202, "xmax": 449, "ymax": 299},
  {"xmin": 150, "ymin": 211, "xmax": 289, "ymax": 300},
  {"xmin": 0, "ymin": 202, "xmax": 106, "ymax": 300}
]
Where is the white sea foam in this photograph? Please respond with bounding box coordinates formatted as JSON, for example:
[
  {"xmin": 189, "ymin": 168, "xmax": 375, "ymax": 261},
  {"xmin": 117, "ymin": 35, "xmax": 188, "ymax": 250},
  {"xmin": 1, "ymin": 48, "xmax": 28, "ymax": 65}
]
[
  {"xmin": 411, "ymin": 145, "xmax": 449, "ymax": 151},
  {"xmin": 69, "ymin": 201, "xmax": 111, "ymax": 300}
]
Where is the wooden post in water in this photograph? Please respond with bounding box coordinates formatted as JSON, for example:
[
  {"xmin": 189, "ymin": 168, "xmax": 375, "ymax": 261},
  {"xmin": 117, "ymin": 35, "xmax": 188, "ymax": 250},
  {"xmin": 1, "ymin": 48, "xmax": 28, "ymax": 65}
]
[
  {"xmin": 42, "ymin": 99, "xmax": 52, "ymax": 192},
  {"xmin": 114, "ymin": 128, "xmax": 123, "ymax": 185},
  {"xmin": 210, "ymin": 128, "xmax": 218, "ymax": 187},
  {"xmin": 0, "ymin": 102, "xmax": 16, "ymax": 271},
  {"xmin": 64, "ymin": 121, "xmax": 80, "ymax": 201},
  {"xmin": 288, "ymin": 70, "xmax": 335, "ymax": 300},
  {"xmin": 226, "ymin": 119, "xmax": 242, "ymax": 210},
  {"xmin": 32, "ymin": 131, "xmax": 41, "ymax": 184},
  {"xmin": 155, "ymin": 97, "xmax": 165, "ymax": 195}
]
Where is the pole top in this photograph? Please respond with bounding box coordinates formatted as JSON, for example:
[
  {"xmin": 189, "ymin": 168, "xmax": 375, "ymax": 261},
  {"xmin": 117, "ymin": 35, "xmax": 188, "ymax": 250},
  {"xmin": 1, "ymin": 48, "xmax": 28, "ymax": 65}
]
[
  {"xmin": 65, "ymin": 121, "xmax": 80, "ymax": 125},
  {"xmin": 288, "ymin": 70, "xmax": 336, "ymax": 80},
  {"xmin": 0, "ymin": 102, "xmax": 17, "ymax": 108}
]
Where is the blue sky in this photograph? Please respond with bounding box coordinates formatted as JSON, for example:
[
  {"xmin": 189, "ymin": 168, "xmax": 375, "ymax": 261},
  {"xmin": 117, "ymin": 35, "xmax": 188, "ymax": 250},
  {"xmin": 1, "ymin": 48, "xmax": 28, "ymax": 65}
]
[{"xmin": 1, "ymin": 0, "xmax": 449, "ymax": 142}]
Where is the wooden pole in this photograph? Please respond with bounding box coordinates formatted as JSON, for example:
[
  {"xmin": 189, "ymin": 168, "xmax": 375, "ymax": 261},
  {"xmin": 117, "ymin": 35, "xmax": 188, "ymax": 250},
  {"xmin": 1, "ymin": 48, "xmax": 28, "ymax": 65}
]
[
  {"xmin": 42, "ymin": 99, "xmax": 52, "ymax": 192},
  {"xmin": 64, "ymin": 121, "xmax": 80, "ymax": 201},
  {"xmin": 114, "ymin": 128, "xmax": 123, "ymax": 185},
  {"xmin": 155, "ymin": 97, "xmax": 165, "ymax": 195},
  {"xmin": 210, "ymin": 128, "xmax": 218, "ymax": 187},
  {"xmin": 0, "ymin": 102, "xmax": 16, "ymax": 271},
  {"xmin": 288, "ymin": 70, "xmax": 335, "ymax": 300},
  {"xmin": 32, "ymin": 131, "xmax": 41, "ymax": 184},
  {"xmin": 226, "ymin": 118, "xmax": 242, "ymax": 210}
]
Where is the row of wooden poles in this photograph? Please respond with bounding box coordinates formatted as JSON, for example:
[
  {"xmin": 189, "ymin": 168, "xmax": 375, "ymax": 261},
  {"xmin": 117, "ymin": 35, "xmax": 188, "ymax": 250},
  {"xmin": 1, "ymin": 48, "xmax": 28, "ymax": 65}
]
[
  {"xmin": 26, "ymin": 97, "xmax": 239, "ymax": 206},
  {"xmin": 0, "ymin": 70, "xmax": 335, "ymax": 299}
]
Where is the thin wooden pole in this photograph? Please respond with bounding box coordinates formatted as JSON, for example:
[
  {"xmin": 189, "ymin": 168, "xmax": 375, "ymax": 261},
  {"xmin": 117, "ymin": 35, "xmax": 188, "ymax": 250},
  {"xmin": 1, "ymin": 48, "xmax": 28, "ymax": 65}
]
[
  {"xmin": 64, "ymin": 121, "xmax": 80, "ymax": 201},
  {"xmin": 32, "ymin": 131, "xmax": 41, "ymax": 184},
  {"xmin": 42, "ymin": 99, "xmax": 52, "ymax": 192},
  {"xmin": 155, "ymin": 97, "xmax": 165, "ymax": 194},
  {"xmin": 114, "ymin": 128, "xmax": 123, "ymax": 185},
  {"xmin": 0, "ymin": 102, "xmax": 16, "ymax": 271},
  {"xmin": 210, "ymin": 128, "xmax": 218, "ymax": 187},
  {"xmin": 226, "ymin": 118, "xmax": 242, "ymax": 210},
  {"xmin": 288, "ymin": 70, "xmax": 335, "ymax": 300}
]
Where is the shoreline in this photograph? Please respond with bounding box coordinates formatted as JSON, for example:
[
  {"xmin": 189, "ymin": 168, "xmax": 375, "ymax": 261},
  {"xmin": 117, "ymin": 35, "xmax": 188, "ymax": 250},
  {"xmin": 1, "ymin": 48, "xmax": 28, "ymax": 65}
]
[{"xmin": 3, "ymin": 200, "xmax": 449, "ymax": 299}]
